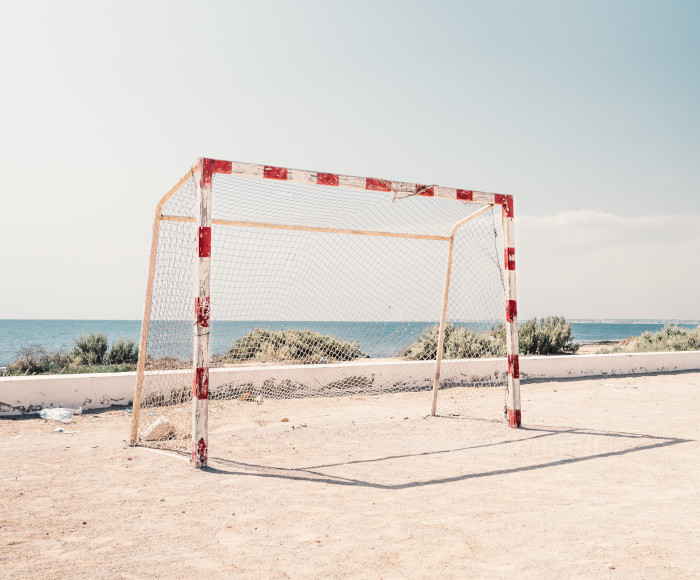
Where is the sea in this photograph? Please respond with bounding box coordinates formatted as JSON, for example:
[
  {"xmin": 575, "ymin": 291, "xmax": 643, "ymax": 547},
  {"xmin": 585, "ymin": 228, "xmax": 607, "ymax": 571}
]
[{"xmin": 1, "ymin": 319, "xmax": 699, "ymax": 366}]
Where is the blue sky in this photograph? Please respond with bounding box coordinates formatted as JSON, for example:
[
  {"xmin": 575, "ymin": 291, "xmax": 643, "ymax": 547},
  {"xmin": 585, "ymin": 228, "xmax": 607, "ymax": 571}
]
[{"xmin": 0, "ymin": 0, "xmax": 698, "ymax": 319}]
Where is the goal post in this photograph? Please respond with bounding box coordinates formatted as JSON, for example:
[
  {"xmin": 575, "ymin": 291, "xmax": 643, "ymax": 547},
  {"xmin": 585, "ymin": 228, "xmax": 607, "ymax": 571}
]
[
  {"xmin": 129, "ymin": 163, "xmax": 198, "ymax": 448},
  {"xmin": 130, "ymin": 158, "xmax": 521, "ymax": 467},
  {"xmin": 503, "ymin": 202, "xmax": 522, "ymax": 427}
]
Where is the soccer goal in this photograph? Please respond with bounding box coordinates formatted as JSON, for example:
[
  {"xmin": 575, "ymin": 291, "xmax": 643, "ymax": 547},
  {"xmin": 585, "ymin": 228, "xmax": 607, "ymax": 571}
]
[{"xmin": 129, "ymin": 158, "xmax": 521, "ymax": 468}]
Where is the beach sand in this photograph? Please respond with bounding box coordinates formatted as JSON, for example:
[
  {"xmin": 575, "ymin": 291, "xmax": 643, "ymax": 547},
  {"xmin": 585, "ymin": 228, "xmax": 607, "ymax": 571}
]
[
  {"xmin": 576, "ymin": 337, "xmax": 638, "ymax": 355},
  {"xmin": 1, "ymin": 372, "xmax": 698, "ymax": 578}
]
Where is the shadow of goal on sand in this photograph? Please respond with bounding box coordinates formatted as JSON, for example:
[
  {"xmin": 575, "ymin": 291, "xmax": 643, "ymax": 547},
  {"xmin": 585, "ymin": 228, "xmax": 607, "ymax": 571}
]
[{"xmin": 201, "ymin": 425, "xmax": 692, "ymax": 489}]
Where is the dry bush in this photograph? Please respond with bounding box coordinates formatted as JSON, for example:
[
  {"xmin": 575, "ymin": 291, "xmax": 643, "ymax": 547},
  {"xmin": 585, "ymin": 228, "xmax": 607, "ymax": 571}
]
[
  {"xmin": 634, "ymin": 325, "xmax": 700, "ymax": 352},
  {"xmin": 222, "ymin": 329, "xmax": 366, "ymax": 364},
  {"xmin": 518, "ymin": 316, "xmax": 580, "ymax": 355},
  {"xmin": 6, "ymin": 346, "xmax": 71, "ymax": 375},
  {"xmin": 402, "ymin": 323, "xmax": 506, "ymax": 360}
]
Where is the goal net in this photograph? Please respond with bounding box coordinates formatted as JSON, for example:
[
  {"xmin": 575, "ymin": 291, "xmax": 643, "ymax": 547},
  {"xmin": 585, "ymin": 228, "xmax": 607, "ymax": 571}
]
[{"xmin": 130, "ymin": 159, "xmax": 521, "ymax": 467}]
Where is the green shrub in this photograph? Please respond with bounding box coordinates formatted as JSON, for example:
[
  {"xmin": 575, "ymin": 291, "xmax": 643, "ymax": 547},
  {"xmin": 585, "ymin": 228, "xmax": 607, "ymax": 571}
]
[
  {"xmin": 402, "ymin": 316, "xmax": 580, "ymax": 360},
  {"xmin": 223, "ymin": 328, "xmax": 365, "ymax": 364},
  {"xmin": 402, "ymin": 323, "xmax": 506, "ymax": 360},
  {"xmin": 70, "ymin": 333, "xmax": 109, "ymax": 366},
  {"xmin": 518, "ymin": 316, "xmax": 579, "ymax": 355},
  {"xmin": 634, "ymin": 325, "xmax": 700, "ymax": 352},
  {"xmin": 6, "ymin": 334, "xmax": 140, "ymax": 375},
  {"xmin": 6, "ymin": 345, "xmax": 71, "ymax": 375},
  {"xmin": 106, "ymin": 339, "xmax": 139, "ymax": 365}
]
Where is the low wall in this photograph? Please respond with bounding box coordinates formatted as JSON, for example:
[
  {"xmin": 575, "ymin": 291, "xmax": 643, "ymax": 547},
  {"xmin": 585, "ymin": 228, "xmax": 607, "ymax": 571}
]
[
  {"xmin": 0, "ymin": 372, "xmax": 136, "ymax": 415},
  {"xmin": 1, "ymin": 351, "xmax": 699, "ymax": 416},
  {"xmin": 519, "ymin": 350, "xmax": 700, "ymax": 380}
]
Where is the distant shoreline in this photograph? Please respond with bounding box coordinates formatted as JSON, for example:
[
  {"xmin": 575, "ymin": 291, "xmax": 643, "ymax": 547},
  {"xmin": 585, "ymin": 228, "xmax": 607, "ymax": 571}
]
[
  {"xmin": 2, "ymin": 319, "xmax": 700, "ymax": 323},
  {"xmin": 1, "ymin": 320, "xmax": 698, "ymax": 367},
  {"xmin": 569, "ymin": 319, "xmax": 700, "ymax": 325}
]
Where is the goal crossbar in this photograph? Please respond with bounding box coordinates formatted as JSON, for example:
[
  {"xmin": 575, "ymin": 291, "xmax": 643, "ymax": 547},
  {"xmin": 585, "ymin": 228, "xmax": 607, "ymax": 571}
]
[{"xmin": 160, "ymin": 214, "xmax": 455, "ymax": 242}]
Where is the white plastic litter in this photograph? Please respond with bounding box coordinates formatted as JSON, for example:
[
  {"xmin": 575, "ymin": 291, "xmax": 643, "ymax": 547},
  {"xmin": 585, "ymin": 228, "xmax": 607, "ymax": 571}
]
[{"xmin": 39, "ymin": 407, "xmax": 82, "ymax": 423}]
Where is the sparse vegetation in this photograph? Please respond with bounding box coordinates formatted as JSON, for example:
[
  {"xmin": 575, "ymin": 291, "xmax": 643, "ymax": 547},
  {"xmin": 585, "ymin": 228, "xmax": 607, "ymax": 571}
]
[
  {"xmin": 634, "ymin": 325, "xmax": 700, "ymax": 352},
  {"xmin": 105, "ymin": 339, "xmax": 139, "ymax": 365},
  {"xmin": 145, "ymin": 356, "xmax": 189, "ymax": 371},
  {"xmin": 7, "ymin": 321, "xmax": 697, "ymax": 375},
  {"xmin": 402, "ymin": 316, "xmax": 580, "ymax": 360},
  {"xmin": 518, "ymin": 316, "xmax": 580, "ymax": 355},
  {"xmin": 70, "ymin": 333, "xmax": 109, "ymax": 366},
  {"xmin": 596, "ymin": 345, "xmax": 623, "ymax": 355},
  {"xmin": 6, "ymin": 334, "xmax": 139, "ymax": 375},
  {"xmin": 220, "ymin": 328, "xmax": 365, "ymax": 364},
  {"xmin": 5, "ymin": 346, "xmax": 72, "ymax": 375},
  {"xmin": 59, "ymin": 363, "xmax": 139, "ymax": 374},
  {"xmin": 401, "ymin": 323, "xmax": 506, "ymax": 360}
]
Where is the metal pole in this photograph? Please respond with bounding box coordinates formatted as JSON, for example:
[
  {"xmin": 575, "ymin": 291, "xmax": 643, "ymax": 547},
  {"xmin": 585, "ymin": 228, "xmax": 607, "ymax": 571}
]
[
  {"xmin": 430, "ymin": 205, "xmax": 494, "ymax": 416},
  {"xmin": 130, "ymin": 166, "xmax": 197, "ymax": 445},
  {"xmin": 431, "ymin": 237, "xmax": 455, "ymax": 416},
  {"xmin": 192, "ymin": 159, "xmax": 213, "ymax": 467},
  {"xmin": 502, "ymin": 196, "xmax": 521, "ymax": 427}
]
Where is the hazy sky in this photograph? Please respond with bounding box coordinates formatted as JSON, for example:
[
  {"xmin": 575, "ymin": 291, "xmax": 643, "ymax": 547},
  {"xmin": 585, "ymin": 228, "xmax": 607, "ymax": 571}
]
[{"xmin": 0, "ymin": 0, "xmax": 698, "ymax": 320}]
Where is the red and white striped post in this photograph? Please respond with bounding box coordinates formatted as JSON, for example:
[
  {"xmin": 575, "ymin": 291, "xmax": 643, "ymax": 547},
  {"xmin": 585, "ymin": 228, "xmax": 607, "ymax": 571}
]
[
  {"xmin": 497, "ymin": 194, "xmax": 521, "ymax": 427},
  {"xmin": 192, "ymin": 158, "xmax": 233, "ymax": 468},
  {"xmin": 192, "ymin": 158, "xmax": 212, "ymax": 468}
]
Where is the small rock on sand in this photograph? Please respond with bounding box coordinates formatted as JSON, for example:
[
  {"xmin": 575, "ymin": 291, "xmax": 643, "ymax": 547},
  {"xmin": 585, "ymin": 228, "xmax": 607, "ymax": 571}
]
[{"xmin": 142, "ymin": 416, "xmax": 176, "ymax": 441}]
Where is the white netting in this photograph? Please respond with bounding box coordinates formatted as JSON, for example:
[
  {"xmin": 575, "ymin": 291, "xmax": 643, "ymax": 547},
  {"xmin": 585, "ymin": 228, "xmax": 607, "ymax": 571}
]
[{"xmin": 133, "ymin": 170, "xmax": 509, "ymax": 452}]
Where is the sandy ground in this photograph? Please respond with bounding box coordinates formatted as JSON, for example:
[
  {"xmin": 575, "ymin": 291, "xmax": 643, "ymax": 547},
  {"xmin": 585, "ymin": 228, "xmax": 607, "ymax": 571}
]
[
  {"xmin": 1, "ymin": 372, "xmax": 699, "ymax": 579},
  {"xmin": 576, "ymin": 343, "xmax": 617, "ymax": 355}
]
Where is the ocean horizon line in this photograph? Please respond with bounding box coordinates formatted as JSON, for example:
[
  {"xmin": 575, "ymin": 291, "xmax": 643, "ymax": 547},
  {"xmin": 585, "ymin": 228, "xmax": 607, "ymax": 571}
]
[{"xmin": 2, "ymin": 318, "xmax": 699, "ymax": 324}]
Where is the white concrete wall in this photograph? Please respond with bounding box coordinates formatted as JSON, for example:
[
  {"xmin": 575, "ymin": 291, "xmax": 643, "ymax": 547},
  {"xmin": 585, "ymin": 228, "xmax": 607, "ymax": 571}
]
[
  {"xmin": 0, "ymin": 372, "xmax": 136, "ymax": 415},
  {"xmin": 519, "ymin": 351, "xmax": 700, "ymax": 380},
  {"xmin": 1, "ymin": 351, "xmax": 699, "ymax": 416}
]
